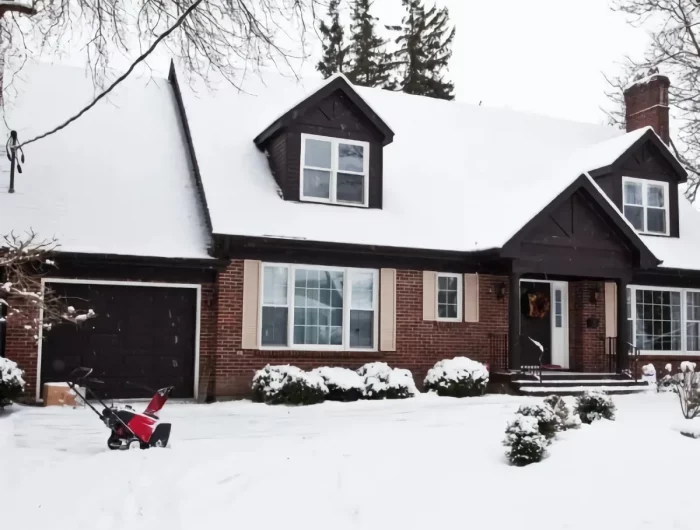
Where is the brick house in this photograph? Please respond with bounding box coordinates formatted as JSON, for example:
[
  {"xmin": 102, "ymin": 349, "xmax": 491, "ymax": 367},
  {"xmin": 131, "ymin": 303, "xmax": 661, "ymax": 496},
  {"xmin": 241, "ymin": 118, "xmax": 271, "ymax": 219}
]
[{"xmin": 1, "ymin": 61, "xmax": 698, "ymax": 400}]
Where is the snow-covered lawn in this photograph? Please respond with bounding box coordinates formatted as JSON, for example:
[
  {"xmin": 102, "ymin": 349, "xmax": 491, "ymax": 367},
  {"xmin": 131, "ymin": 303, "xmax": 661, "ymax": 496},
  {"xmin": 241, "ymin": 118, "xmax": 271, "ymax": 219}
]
[{"xmin": 1, "ymin": 392, "xmax": 698, "ymax": 529}]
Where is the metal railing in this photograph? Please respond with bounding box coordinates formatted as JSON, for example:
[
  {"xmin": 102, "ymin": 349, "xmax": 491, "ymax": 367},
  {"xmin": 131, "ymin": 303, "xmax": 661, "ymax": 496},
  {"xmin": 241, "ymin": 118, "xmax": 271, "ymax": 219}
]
[
  {"xmin": 488, "ymin": 333, "xmax": 508, "ymax": 372},
  {"xmin": 604, "ymin": 337, "xmax": 641, "ymax": 379}
]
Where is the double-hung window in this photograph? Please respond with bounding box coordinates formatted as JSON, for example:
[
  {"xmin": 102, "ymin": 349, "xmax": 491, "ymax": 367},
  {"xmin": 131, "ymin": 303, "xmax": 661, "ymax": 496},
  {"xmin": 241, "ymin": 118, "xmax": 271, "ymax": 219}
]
[
  {"xmin": 300, "ymin": 134, "xmax": 369, "ymax": 207},
  {"xmin": 260, "ymin": 263, "xmax": 378, "ymax": 350},
  {"xmin": 622, "ymin": 177, "xmax": 669, "ymax": 235},
  {"xmin": 436, "ymin": 273, "xmax": 462, "ymax": 321}
]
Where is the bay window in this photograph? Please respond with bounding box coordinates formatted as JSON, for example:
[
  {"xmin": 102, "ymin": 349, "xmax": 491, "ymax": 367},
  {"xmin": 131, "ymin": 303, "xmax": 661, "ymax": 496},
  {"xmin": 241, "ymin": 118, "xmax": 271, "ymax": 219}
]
[
  {"xmin": 300, "ymin": 134, "xmax": 369, "ymax": 207},
  {"xmin": 622, "ymin": 177, "xmax": 669, "ymax": 235},
  {"xmin": 627, "ymin": 286, "xmax": 700, "ymax": 354},
  {"xmin": 260, "ymin": 263, "xmax": 378, "ymax": 350}
]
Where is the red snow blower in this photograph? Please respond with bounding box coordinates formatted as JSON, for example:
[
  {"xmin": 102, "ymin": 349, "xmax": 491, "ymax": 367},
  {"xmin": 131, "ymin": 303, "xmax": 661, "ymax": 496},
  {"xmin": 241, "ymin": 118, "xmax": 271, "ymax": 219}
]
[{"xmin": 67, "ymin": 367, "xmax": 174, "ymax": 450}]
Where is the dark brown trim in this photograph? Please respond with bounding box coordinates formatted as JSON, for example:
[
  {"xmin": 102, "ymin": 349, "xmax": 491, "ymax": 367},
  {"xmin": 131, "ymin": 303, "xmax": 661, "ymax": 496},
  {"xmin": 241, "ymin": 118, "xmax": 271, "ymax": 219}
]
[
  {"xmin": 168, "ymin": 61, "xmax": 214, "ymax": 234},
  {"xmin": 501, "ymin": 174, "xmax": 659, "ymax": 270},
  {"xmin": 588, "ymin": 128, "xmax": 687, "ymax": 181},
  {"xmin": 633, "ymin": 268, "xmax": 700, "ymax": 288},
  {"xmin": 508, "ymin": 271, "xmax": 520, "ymax": 371},
  {"xmin": 254, "ymin": 76, "xmax": 395, "ymax": 148},
  {"xmin": 213, "ymin": 233, "xmax": 507, "ymax": 273}
]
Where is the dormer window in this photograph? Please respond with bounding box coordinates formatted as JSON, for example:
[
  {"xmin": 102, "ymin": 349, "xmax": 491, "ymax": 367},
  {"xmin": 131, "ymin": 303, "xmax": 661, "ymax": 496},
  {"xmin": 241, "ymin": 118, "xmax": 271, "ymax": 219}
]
[
  {"xmin": 300, "ymin": 134, "xmax": 369, "ymax": 207},
  {"xmin": 622, "ymin": 177, "xmax": 670, "ymax": 235}
]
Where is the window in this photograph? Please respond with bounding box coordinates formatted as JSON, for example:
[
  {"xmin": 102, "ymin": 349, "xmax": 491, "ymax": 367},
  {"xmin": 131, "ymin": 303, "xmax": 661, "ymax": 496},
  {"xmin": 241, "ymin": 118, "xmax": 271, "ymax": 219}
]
[
  {"xmin": 436, "ymin": 273, "xmax": 462, "ymax": 321},
  {"xmin": 260, "ymin": 264, "xmax": 378, "ymax": 350},
  {"xmin": 687, "ymin": 292, "xmax": 700, "ymax": 352},
  {"xmin": 554, "ymin": 289, "xmax": 563, "ymax": 328},
  {"xmin": 622, "ymin": 177, "xmax": 669, "ymax": 235},
  {"xmin": 300, "ymin": 134, "xmax": 369, "ymax": 207},
  {"xmin": 633, "ymin": 289, "xmax": 681, "ymax": 351}
]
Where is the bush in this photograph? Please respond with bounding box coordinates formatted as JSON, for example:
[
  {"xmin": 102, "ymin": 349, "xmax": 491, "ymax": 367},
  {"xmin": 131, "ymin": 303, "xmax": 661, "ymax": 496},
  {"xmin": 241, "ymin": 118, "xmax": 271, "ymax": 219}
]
[
  {"xmin": 0, "ymin": 358, "xmax": 26, "ymax": 408},
  {"xmin": 503, "ymin": 414, "xmax": 548, "ymax": 466},
  {"xmin": 516, "ymin": 404, "xmax": 560, "ymax": 441},
  {"xmin": 543, "ymin": 395, "xmax": 581, "ymax": 430},
  {"xmin": 358, "ymin": 362, "xmax": 417, "ymax": 400},
  {"xmin": 251, "ymin": 365, "xmax": 328, "ymax": 405},
  {"xmin": 311, "ymin": 367, "xmax": 364, "ymax": 402},
  {"xmin": 423, "ymin": 356, "xmax": 489, "ymax": 397},
  {"xmin": 575, "ymin": 390, "xmax": 616, "ymax": 424}
]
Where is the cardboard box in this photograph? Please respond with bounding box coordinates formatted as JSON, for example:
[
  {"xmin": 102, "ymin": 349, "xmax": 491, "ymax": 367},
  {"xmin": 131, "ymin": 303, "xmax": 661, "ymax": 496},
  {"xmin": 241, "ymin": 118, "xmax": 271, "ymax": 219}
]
[{"xmin": 42, "ymin": 382, "xmax": 83, "ymax": 407}]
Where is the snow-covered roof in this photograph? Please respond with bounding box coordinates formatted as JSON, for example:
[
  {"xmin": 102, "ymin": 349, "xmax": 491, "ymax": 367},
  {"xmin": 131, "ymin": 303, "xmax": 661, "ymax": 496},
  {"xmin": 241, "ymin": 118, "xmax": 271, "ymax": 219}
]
[
  {"xmin": 177, "ymin": 68, "xmax": 651, "ymax": 253},
  {"xmin": 0, "ymin": 62, "xmax": 211, "ymax": 259}
]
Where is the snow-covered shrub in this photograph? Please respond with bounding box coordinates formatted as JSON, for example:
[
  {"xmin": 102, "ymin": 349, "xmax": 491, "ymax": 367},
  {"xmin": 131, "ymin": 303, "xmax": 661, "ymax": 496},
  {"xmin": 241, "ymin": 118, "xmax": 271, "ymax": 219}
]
[
  {"xmin": 423, "ymin": 356, "xmax": 489, "ymax": 397},
  {"xmin": 662, "ymin": 363, "xmax": 700, "ymax": 420},
  {"xmin": 251, "ymin": 365, "xmax": 328, "ymax": 405},
  {"xmin": 543, "ymin": 395, "xmax": 581, "ymax": 430},
  {"xmin": 516, "ymin": 403, "xmax": 560, "ymax": 441},
  {"xmin": 503, "ymin": 414, "xmax": 548, "ymax": 466},
  {"xmin": 0, "ymin": 357, "xmax": 26, "ymax": 408},
  {"xmin": 575, "ymin": 390, "xmax": 616, "ymax": 424},
  {"xmin": 358, "ymin": 362, "xmax": 417, "ymax": 400},
  {"xmin": 311, "ymin": 367, "xmax": 364, "ymax": 402}
]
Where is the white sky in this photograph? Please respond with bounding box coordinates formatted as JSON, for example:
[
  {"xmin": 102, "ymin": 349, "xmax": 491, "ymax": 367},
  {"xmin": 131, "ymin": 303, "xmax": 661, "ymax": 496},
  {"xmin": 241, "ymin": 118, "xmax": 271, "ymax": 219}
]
[{"xmin": 12, "ymin": 0, "xmax": 651, "ymax": 126}]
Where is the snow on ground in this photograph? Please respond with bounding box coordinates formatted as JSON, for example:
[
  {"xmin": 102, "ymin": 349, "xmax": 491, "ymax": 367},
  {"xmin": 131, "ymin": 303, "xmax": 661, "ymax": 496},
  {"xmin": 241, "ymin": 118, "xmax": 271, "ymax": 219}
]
[{"xmin": 1, "ymin": 392, "xmax": 699, "ymax": 529}]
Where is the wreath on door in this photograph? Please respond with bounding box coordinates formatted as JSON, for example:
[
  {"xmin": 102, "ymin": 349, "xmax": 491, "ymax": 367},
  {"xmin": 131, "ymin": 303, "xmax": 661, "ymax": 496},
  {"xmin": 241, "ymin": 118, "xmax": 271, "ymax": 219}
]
[{"xmin": 521, "ymin": 291, "xmax": 550, "ymax": 319}]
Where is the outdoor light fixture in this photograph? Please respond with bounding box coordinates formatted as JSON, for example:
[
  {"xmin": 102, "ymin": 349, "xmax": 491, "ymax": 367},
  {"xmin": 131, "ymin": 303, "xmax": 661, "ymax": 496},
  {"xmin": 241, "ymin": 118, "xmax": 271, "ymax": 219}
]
[
  {"xmin": 590, "ymin": 288, "xmax": 601, "ymax": 304},
  {"xmin": 497, "ymin": 282, "xmax": 506, "ymax": 300}
]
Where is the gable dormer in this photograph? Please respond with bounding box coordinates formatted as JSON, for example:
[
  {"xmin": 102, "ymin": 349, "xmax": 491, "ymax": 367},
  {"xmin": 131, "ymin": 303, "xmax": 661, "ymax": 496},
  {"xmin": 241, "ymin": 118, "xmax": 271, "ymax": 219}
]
[
  {"xmin": 254, "ymin": 75, "xmax": 394, "ymax": 209},
  {"xmin": 590, "ymin": 129, "xmax": 687, "ymax": 238}
]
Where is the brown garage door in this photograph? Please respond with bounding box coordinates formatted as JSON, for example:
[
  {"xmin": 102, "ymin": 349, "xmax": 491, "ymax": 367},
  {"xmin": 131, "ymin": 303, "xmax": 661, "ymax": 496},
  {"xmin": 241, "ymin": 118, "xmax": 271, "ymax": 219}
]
[{"xmin": 41, "ymin": 282, "xmax": 197, "ymax": 399}]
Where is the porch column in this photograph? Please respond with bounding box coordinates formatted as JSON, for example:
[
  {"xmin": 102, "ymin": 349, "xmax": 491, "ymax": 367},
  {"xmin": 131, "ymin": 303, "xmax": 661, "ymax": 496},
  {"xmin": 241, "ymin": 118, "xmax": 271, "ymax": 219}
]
[
  {"xmin": 508, "ymin": 272, "xmax": 521, "ymax": 371},
  {"xmin": 616, "ymin": 278, "xmax": 629, "ymax": 373}
]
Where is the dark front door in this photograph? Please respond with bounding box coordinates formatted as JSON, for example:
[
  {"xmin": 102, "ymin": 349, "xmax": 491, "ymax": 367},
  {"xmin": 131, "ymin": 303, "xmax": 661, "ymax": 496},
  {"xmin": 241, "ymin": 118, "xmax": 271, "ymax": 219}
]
[
  {"xmin": 41, "ymin": 282, "xmax": 197, "ymax": 399},
  {"xmin": 520, "ymin": 281, "xmax": 552, "ymax": 367}
]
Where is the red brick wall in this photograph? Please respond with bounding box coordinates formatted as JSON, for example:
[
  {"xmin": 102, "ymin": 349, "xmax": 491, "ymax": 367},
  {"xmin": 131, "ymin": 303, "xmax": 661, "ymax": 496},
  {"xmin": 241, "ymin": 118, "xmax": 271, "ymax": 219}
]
[
  {"xmin": 624, "ymin": 75, "xmax": 670, "ymax": 143},
  {"xmin": 3, "ymin": 276, "xmax": 217, "ymax": 402},
  {"xmin": 212, "ymin": 260, "xmax": 509, "ymax": 397},
  {"xmin": 569, "ymin": 281, "xmax": 607, "ymax": 372}
]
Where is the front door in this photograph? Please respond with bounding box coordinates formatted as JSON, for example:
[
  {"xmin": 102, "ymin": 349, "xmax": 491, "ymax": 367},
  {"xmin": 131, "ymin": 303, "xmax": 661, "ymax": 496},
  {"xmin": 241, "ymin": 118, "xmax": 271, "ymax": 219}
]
[
  {"xmin": 520, "ymin": 281, "xmax": 552, "ymax": 367},
  {"xmin": 550, "ymin": 282, "xmax": 569, "ymax": 368}
]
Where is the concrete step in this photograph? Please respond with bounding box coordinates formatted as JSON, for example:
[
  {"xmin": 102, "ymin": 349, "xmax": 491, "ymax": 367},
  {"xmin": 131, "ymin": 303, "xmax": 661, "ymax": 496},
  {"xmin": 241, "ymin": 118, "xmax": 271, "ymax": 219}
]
[
  {"xmin": 517, "ymin": 384, "xmax": 650, "ymax": 397},
  {"xmin": 516, "ymin": 379, "xmax": 649, "ymax": 388}
]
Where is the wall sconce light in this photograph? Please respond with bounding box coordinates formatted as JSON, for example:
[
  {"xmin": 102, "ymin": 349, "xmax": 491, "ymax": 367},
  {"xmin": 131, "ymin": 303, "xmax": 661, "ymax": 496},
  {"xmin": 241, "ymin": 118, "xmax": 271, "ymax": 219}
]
[
  {"xmin": 590, "ymin": 288, "xmax": 601, "ymax": 305},
  {"xmin": 497, "ymin": 282, "xmax": 506, "ymax": 300}
]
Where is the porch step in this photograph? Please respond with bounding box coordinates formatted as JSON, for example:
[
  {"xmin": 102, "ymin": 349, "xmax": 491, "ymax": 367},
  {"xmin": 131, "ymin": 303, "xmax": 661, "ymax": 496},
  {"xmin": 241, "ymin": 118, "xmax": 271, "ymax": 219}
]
[{"xmin": 508, "ymin": 372, "xmax": 650, "ymax": 396}]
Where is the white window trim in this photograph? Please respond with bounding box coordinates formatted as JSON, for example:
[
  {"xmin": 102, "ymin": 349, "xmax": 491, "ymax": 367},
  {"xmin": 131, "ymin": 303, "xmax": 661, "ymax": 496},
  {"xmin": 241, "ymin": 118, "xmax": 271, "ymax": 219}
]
[
  {"xmin": 622, "ymin": 177, "xmax": 670, "ymax": 236},
  {"xmin": 435, "ymin": 272, "xmax": 463, "ymax": 322},
  {"xmin": 627, "ymin": 285, "xmax": 700, "ymax": 356},
  {"xmin": 258, "ymin": 262, "xmax": 379, "ymax": 351},
  {"xmin": 299, "ymin": 133, "xmax": 370, "ymax": 208}
]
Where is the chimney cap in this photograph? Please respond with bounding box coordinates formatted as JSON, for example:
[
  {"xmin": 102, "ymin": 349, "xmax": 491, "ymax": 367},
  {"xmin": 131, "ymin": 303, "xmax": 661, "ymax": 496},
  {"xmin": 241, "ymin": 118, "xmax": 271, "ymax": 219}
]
[{"xmin": 623, "ymin": 68, "xmax": 670, "ymax": 94}]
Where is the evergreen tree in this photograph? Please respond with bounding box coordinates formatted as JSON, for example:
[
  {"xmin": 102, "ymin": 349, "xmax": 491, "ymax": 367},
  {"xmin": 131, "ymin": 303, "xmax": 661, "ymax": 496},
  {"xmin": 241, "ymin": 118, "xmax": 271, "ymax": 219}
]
[
  {"xmin": 346, "ymin": 0, "xmax": 394, "ymax": 88},
  {"xmin": 391, "ymin": 0, "xmax": 455, "ymax": 100},
  {"xmin": 316, "ymin": 0, "xmax": 347, "ymax": 78}
]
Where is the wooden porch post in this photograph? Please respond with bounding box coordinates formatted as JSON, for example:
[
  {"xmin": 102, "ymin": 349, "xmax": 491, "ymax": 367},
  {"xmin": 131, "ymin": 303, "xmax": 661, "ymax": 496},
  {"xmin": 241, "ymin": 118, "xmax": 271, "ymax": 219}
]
[
  {"xmin": 508, "ymin": 272, "xmax": 521, "ymax": 371},
  {"xmin": 616, "ymin": 278, "xmax": 629, "ymax": 373}
]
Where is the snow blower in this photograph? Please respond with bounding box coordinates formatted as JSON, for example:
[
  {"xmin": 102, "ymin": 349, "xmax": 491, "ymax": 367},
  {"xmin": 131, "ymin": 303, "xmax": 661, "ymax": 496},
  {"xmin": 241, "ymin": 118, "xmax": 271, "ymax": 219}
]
[{"xmin": 67, "ymin": 367, "xmax": 174, "ymax": 450}]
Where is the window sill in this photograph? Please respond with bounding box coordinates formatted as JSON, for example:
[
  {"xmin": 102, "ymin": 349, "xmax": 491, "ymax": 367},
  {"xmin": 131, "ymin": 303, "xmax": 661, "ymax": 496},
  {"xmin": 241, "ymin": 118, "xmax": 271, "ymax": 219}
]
[
  {"xmin": 299, "ymin": 197, "xmax": 369, "ymax": 209},
  {"xmin": 253, "ymin": 349, "xmax": 380, "ymax": 359},
  {"xmin": 638, "ymin": 351, "xmax": 700, "ymax": 357}
]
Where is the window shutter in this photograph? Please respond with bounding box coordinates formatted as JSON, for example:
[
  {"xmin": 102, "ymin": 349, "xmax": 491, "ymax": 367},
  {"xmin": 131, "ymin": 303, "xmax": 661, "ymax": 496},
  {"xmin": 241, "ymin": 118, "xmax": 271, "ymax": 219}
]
[
  {"xmin": 241, "ymin": 260, "xmax": 262, "ymax": 349},
  {"xmin": 422, "ymin": 271, "xmax": 436, "ymax": 320},
  {"xmin": 380, "ymin": 269, "xmax": 397, "ymax": 351},
  {"xmin": 464, "ymin": 274, "xmax": 479, "ymax": 323},
  {"xmin": 605, "ymin": 282, "xmax": 617, "ymax": 338}
]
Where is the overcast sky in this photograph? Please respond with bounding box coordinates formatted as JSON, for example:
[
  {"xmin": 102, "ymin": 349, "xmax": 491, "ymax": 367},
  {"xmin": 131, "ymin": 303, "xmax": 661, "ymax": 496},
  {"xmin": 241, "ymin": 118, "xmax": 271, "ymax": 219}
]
[
  {"xmin": 371, "ymin": 0, "xmax": 650, "ymax": 124},
  {"xmin": 16, "ymin": 0, "xmax": 652, "ymax": 126}
]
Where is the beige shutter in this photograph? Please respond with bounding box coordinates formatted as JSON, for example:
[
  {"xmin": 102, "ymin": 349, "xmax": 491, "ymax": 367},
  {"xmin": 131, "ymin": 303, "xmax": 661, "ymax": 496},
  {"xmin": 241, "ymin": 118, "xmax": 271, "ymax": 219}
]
[
  {"xmin": 241, "ymin": 260, "xmax": 262, "ymax": 349},
  {"xmin": 464, "ymin": 273, "xmax": 479, "ymax": 323},
  {"xmin": 380, "ymin": 269, "xmax": 397, "ymax": 351},
  {"xmin": 422, "ymin": 271, "xmax": 437, "ymax": 320},
  {"xmin": 605, "ymin": 282, "xmax": 617, "ymax": 338}
]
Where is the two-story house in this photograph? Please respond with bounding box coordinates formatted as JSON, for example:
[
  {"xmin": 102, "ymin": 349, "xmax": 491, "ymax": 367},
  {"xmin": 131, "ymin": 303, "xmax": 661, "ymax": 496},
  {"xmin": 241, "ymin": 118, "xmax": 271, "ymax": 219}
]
[{"xmin": 1, "ymin": 61, "xmax": 697, "ymax": 400}]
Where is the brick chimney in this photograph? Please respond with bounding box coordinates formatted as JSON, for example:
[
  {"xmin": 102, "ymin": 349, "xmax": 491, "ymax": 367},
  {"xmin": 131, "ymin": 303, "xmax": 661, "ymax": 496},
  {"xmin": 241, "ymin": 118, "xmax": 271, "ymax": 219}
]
[{"xmin": 623, "ymin": 73, "xmax": 670, "ymax": 144}]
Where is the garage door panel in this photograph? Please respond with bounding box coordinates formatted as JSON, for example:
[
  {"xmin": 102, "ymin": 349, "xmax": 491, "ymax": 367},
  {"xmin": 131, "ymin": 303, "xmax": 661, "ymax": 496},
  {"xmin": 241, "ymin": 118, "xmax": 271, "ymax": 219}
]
[{"xmin": 41, "ymin": 283, "xmax": 197, "ymax": 399}]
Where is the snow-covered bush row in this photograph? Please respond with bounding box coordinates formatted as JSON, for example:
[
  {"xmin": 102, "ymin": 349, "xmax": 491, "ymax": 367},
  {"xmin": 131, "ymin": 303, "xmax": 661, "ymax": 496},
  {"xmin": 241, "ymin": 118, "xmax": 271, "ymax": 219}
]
[
  {"xmin": 503, "ymin": 414, "xmax": 548, "ymax": 466},
  {"xmin": 252, "ymin": 363, "xmax": 418, "ymax": 405},
  {"xmin": 359, "ymin": 362, "xmax": 418, "ymax": 400},
  {"xmin": 0, "ymin": 357, "xmax": 26, "ymax": 408},
  {"xmin": 543, "ymin": 395, "xmax": 581, "ymax": 430},
  {"xmin": 516, "ymin": 404, "xmax": 560, "ymax": 441},
  {"xmin": 575, "ymin": 390, "xmax": 616, "ymax": 424},
  {"xmin": 311, "ymin": 367, "xmax": 364, "ymax": 402},
  {"xmin": 423, "ymin": 357, "xmax": 489, "ymax": 397},
  {"xmin": 252, "ymin": 365, "xmax": 328, "ymax": 405}
]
